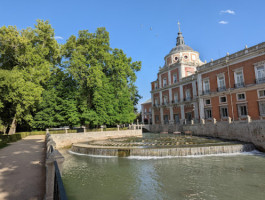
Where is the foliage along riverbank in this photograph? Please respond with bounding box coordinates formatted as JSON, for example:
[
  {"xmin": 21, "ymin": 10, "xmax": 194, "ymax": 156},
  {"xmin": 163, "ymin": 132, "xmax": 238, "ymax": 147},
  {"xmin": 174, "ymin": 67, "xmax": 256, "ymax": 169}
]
[{"xmin": 0, "ymin": 20, "xmax": 141, "ymax": 134}]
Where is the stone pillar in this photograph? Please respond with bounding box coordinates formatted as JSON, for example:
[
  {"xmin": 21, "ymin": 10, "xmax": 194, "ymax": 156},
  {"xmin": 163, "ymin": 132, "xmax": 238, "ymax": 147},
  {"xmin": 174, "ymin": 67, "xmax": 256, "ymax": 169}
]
[
  {"xmin": 83, "ymin": 127, "xmax": 86, "ymax": 133},
  {"xmin": 169, "ymin": 106, "xmax": 174, "ymax": 124},
  {"xmin": 191, "ymin": 119, "xmax": 194, "ymax": 125},
  {"xmin": 45, "ymin": 146, "xmax": 64, "ymax": 200},
  {"xmin": 101, "ymin": 125, "xmax": 103, "ymax": 132},
  {"xmin": 199, "ymin": 98, "xmax": 205, "ymax": 120},
  {"xmin": 169, "ymin": 88, "xmax": 172, "ymax": 103},
  {"xmin": 180, "ymin": 104, "xmax": 185, "ymax": 120},
  {"xmin": 201, "ymin": 119, "xmax": 205, "ymax": 125},
  {"xmin": 46, "ymin": 129, "xmax": 49, "ymax": 134},
  {"xmin": 192, "ymin": 80, "xmax": 197, "ymax": 97},
  {"xmin": 193, "ymin": 102, "xmax": 199, "ymax": 121},
  {"xmin": 152, "ymin": 108, "xmax": 155, "ymax": 125},
  {"xmin": 160, "ymin": 107, "xmax": 164, "ymax": 124},
  {"xmin": 168, "ymin": 70, "xmax": 171, "ymax": 85},
  {"xmin": 179, "ymin": 85, "xmax": 183, "ymax": 102},
  {"xmin": 197, "ymin": 74, "xmax": 203, "ymax": 96},
  {"xmin": 159, "ymin": 91, "xmax": 163, "ymax": 105},
  {"xmin": 213, "ymin": 118, "xmax": 217, "ymax": 124},
  {"xmin": 228, "ymin": 117, "xmax": 232, "ymax": 124},
  {"xmin": 247, "ymin": 115, "xmax": 251, "ymax": 123},
  {"xmin": 117, "ymin": 125, "xmax": 120, "ymax": 131}
]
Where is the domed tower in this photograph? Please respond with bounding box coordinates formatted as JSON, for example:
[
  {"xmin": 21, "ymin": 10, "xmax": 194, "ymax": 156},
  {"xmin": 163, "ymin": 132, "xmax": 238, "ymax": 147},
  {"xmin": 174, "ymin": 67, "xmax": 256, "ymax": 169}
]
[{"xmin": 162, "ymin": 23, "xmax": 204, "ymax": 80}]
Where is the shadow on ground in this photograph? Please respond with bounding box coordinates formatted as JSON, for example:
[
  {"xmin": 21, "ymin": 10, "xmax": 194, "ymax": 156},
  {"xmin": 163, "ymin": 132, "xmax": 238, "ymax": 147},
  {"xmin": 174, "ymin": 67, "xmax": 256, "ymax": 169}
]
[{"xmin": 0, "ymin": 135, "xmax": 45, "ymax": 200}]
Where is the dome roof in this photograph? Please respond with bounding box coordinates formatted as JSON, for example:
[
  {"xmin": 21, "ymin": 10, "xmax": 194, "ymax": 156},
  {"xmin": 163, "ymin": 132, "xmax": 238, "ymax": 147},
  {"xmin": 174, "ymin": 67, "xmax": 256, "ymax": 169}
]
[{"xmin": 169, "ymin": 44, "xmax": 193, "ymax": 54}]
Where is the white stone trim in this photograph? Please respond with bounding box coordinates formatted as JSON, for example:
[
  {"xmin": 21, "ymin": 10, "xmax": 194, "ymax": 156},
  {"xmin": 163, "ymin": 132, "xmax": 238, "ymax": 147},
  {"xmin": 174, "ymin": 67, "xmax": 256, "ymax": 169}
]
[
  {"xmin": 219, "ymin": 95, "xmax": 227, "ymax": 104},
  {"xmin": 257, "ymin": 89, "xmax": 265, "ymax": 98},
  {"xmin": 236, "ymin": 92, "xmax": 246, "ymax": 101}
]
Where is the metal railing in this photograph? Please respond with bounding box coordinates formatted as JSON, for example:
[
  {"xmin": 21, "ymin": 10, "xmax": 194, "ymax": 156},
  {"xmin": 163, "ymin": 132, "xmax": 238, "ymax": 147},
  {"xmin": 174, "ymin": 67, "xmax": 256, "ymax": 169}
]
[
  {"xmin": 234, "ymin": 82, "xmax": 245, "ymax": 88},
  {"xmin": 255, "ymin": 77, "xmax": 265, "ymax": 84},
  {"xmin": 202, "ymin": 90, "xmax": 211, "ymax": 95},
  {"xmin": 217, "ymin": 86, "xmax": 226, "ymax": 92},
  {"xmin": 54, "ymin": 161, "xmax": 68, "ymax": 200}
]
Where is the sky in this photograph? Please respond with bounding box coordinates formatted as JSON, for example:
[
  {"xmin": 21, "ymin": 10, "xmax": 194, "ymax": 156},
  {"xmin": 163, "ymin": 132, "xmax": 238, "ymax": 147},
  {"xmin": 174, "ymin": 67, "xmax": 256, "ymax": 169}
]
[{"xmin": 1, "ymin": 0, "xmax": 265, "ymax": 111}]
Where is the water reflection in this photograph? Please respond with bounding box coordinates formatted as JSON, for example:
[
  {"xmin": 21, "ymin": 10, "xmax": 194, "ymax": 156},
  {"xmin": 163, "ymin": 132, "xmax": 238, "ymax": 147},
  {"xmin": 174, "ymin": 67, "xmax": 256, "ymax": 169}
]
[{"xmin": 62, "ymin": 150, "xmax": 265, "ymax": 200}]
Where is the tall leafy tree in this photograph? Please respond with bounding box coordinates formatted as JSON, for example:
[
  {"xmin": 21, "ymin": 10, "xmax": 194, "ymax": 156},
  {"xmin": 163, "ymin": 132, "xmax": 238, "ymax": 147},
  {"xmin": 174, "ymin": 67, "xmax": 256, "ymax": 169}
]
[
  {"xmin": 0, "ymin": 20, "xmax": 60, "ymax": 134},
  {"xmin": 63, "ymin": 28, "xmax": 141, "ymax": 127},
  {"xmin": 33, "ymin": 68, "xmax": 80, "ymax": 129}
]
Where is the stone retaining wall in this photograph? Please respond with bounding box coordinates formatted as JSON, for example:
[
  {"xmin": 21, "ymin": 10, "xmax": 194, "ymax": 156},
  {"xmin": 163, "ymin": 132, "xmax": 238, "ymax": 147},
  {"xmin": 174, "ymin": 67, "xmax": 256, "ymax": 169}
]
[
  {"xmin": 51, "ymin": 129, "xmax": 143, "ymax": 149},
  {"xmin": 182, "ymin": 121, "xmax": 265, "ymax": 151},
  {"xmin": 148, "ymin": 121, "xmax": 265, "ymax": 151}
]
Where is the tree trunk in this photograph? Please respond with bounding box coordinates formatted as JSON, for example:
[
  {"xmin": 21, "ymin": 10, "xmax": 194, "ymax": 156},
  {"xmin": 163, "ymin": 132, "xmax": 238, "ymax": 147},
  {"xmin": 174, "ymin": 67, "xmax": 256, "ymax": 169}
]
[{"xmin": 8, "ymin": 117, "xmax": 17, "ymax": 135}]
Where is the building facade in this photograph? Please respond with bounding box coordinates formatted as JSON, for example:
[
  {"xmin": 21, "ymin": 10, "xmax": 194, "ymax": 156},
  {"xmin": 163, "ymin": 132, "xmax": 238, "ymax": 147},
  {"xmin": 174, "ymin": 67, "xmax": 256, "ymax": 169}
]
[{"xmin": 142, "ymin": 28, "xmax": 265, "ymax": 125}]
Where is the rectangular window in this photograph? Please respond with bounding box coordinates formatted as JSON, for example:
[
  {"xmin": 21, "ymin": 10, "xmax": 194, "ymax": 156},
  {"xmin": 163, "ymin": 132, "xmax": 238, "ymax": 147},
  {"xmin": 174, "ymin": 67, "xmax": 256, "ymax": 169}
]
[
  {"xmin": 204, "ymin": 108, "xmax": 212, "ymax": 119},
  {"xmin": 163, "ymin": 96, "xmax": 168, "ymax": 105},
  {"xmin": 144, "ymin": 108, "xmax": 147, "ymax": 113},
  {"xmin": 220, "ymin": 96, "xmax": 227, "ymax": 103},
  {"xmin": 163, "ymin": 78, "xmax": 167, "ymax": 87},
  {"xmin": 205, "ymin": 99, "xmax": 211, "ymax": 105},
  {"xmin": 203, "ymin": 79, "xmax": 210, "ymax": 94},
  {"xmin": 237, "ymin": 104, "xmax": 248, "ymax": 117},
  {"xmin": 237, "ymin": 93, "xmax": 246, "ymax": 101},
  {"xmin": 220, "ymin": 107, "xmax": 228, "ymax": 118},
  {"xmin": 256, "ymin": 66, "xmax": 265, "ymax": 83},
  {"xmin": 174, "ymin": 114, "xmax": 180, "ymax": 123},
  {"xmin": 155, "ymin": 115, "xmax": 159, "ymax": 123},
  {"xmin": 234, "ymin": 70, "xmax": 244, "ymax": 88},
  {"xmin": 173, "ymin": 74, "xmax": 177, "ymax": 83},
  {"xmin": 174, "ymin": 93, "xmax": 178, "ymax": 103},
  {"xmin": 259, "ymin": 101, "xmax": 265, "ymax": 116},
  {"xmin": 155, "ymin": 82, "xmax": 158, "ymax": 89},
  {"xmin": 164, "ymin": 115, "xmax": 169, "ymax": 124},
  {"xmin": 217, "ymin": 75, "xmax": 226, "ymax": 91},
  {"xmin": 258, "ymin": 90, "xmax": 265, "ymax": 98},
  {"xmin": 155, "ymin": 98, "xmax": 158, "ymax": 106},
  {"xmin": 185, "ymin": 89, "xmax": 191, "ymax": 101}
]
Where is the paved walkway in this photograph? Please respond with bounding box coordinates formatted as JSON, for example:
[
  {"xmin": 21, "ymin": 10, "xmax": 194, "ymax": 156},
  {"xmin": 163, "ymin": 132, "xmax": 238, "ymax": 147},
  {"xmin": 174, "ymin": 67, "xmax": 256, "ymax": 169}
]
[{"xmin": 0, "ymin": 135, "xmax": 45, "ymax": 200}]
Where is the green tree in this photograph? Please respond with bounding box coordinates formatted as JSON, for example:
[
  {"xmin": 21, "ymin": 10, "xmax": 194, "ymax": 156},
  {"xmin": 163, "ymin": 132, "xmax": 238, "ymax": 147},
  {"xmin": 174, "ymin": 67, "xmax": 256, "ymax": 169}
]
[
  {"xmin": 0, "ymin": 20, "xmax": 60, "ymax": 134},
  {"xmin": 63, "ymin": 28, "xmax": 141, "ymax": 127},
  {"xmin": 33, "ymin": 68, "xmax": 80, "ymax": 129}
]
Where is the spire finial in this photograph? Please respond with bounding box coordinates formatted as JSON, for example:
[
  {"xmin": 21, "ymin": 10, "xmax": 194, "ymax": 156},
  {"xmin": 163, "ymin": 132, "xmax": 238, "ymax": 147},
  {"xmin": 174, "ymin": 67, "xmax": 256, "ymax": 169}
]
[{"xmin": 177, "ymin": 21, "xmax": 181, "ymax": 32}]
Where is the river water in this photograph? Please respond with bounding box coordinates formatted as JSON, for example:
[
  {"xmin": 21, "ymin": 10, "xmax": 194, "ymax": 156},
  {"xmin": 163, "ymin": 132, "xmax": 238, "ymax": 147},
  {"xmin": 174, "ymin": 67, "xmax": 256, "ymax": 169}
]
[{"xmin": 61, "ymin": 148, "xmax": 265, "ymax": 200}]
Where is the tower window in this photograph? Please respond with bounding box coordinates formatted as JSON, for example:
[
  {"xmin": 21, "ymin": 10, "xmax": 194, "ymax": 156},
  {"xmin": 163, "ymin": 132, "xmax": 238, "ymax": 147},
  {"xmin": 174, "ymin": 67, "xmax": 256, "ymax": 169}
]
[
  {"xmin": 175, "ymin": 57, "xmax": 178, "ymax": 61},
  {"xmin": 184, "ymin": 55, "xmax": 188, "ymax": 59}
]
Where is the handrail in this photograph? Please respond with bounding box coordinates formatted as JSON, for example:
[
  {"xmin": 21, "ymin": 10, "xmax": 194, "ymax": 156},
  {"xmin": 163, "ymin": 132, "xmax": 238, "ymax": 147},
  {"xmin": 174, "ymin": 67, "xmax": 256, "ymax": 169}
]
[{"xmin": 53, "ymin": 160, "xmax": 68, "ymax": 200}]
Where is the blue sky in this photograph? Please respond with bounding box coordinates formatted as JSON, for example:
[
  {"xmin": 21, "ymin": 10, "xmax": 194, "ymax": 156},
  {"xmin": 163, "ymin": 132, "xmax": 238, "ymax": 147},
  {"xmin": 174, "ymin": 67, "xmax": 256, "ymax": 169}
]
[{"xmin": 1, "ymin": 0, "xmax": 265, "ymax": 110}]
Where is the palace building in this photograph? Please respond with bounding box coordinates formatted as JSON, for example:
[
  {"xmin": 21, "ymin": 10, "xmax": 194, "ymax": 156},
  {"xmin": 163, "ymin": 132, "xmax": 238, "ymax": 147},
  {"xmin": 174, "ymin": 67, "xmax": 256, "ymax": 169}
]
[{"xmin": 142, "ymin": 26, "xmax": 265, "ymax": 125}]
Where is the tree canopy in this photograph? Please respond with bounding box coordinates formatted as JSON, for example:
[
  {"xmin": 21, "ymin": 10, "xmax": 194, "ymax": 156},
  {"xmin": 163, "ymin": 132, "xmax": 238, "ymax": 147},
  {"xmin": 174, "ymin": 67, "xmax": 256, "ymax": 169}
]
[{"xmin": 0, "ymin": 20, "xmax": 141, "ymax": 133}]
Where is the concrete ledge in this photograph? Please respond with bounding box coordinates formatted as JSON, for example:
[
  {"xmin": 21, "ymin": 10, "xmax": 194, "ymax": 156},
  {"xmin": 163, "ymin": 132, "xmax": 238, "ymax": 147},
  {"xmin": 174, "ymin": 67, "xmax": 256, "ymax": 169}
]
[{"xmin": 51, "ymin": 129, "xmax": 143, "ymax": 149}]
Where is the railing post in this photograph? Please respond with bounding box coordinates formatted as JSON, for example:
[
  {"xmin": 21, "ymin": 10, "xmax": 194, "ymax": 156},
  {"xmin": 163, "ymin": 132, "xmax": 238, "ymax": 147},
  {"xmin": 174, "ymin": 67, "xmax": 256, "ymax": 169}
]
[
  {"xmin": 46, "ymin": 128, "xmax": 49, "ymax": 134},
  {"xmin": 45, "ymin": 138, "xmax": 65, "ymax": 200},
  {"xmin": 213, "ymin": 118, "xmax": 217, "ymax": 124},
  {"xmin": 247, "ymin": 115, "xmax": 250, "ymax": 123},
  {"xmin": 65, "ymin": 128, "xmax": 68, "ymax": 134},
  {"xmin": 101, "ymin": 125, "xmax": 103, "ymax": 132},
  {"xmin": 117, "ymin": 125, "xmax": 120, "ymax": 131},
  {"xmin": 228, "ymin": 117, "xmax": 232, "ymax": 124}
]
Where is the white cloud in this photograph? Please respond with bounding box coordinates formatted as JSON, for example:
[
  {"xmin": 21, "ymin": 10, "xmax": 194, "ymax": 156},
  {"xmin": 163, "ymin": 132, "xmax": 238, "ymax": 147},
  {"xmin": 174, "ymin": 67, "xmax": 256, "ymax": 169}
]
[
  {"xmin": 54, "ymin": 36, "xmax": 64, "ymax": 40},
  {"xmin": 219, "ymin": 21, "xmax": 229, "ymax": 25},
  {"xmin": 220, "ymin": 9, "xmax": 235, "ymax": 15}
]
